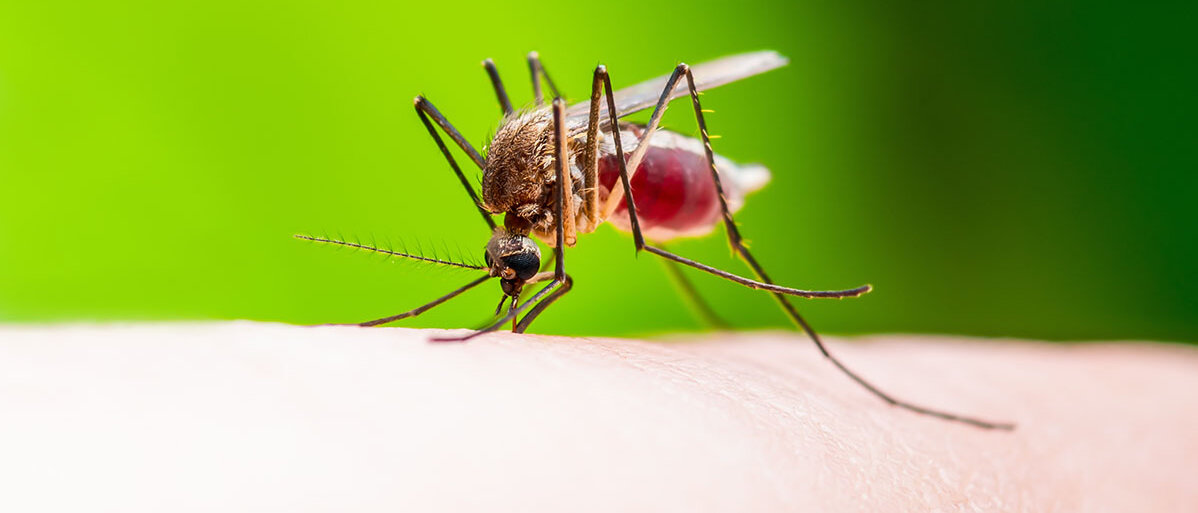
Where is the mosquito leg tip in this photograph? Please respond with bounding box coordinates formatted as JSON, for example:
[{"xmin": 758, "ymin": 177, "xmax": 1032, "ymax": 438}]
[
  {"xmin": 528, "ymin": 51, "xmax": 540, "ymax": 59},
  {"xmin": 430, "ymin": 329, "xmax": 489, "ymax": 343},
  {"xmin": 972, "ymin": 420, "xmax": 1016, "ymax": 431}
]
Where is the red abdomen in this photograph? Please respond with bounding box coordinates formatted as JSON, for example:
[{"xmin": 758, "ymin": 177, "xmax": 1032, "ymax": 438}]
[{"xmin": 598, "ymin": 147, "xmax": 721, "ymax": 239}]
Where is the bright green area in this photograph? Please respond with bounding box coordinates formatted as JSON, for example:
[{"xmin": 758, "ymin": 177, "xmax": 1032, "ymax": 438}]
[{"xmin": 1, "ymin": 1, "xmax": 1194, "ymax": 341}]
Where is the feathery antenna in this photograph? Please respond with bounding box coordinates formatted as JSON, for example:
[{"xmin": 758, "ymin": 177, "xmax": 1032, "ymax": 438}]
[{"xmin": 294, "ymin": 234, "xmax": 487, "ymax": 270}]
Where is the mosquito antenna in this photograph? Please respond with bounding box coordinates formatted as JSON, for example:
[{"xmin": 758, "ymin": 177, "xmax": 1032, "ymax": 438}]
[
  {"xmin": 295, "ymin": 234, "xmax": 487, "ymax": 270},
  {"xmin": 453, "ymin": 240, "xmax": 477, "ymax": 268},
  {"xmin": 441, "ymin": 239, "xmax": 465, "ymax": 268},
  {"xmin": 369, "ymin": 232, "xmax": 387, "ymax": 262}
]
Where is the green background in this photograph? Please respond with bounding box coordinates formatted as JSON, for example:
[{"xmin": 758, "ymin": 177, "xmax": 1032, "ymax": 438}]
[{"xmin": 1, "ymin": 1, "xmax": 1194, "ymax": 342}]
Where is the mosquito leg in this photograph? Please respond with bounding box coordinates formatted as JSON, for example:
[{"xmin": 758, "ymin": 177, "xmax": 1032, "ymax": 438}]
[
  {"xmin": 527, "ymin": 51, "xmax": 562, "ymax": 107},
  {"xmin": 599, "ymin": 65, "xmax": 686, "ymax": 219},
  {"xmin": 595, "ymin": 63, "xmax": 1009, "ymax": 429},
  {"xmin": 431, "ymin": 278, "xmax": 564, "ymax": 341},
  {"xmin": 554, "ymin": 99, "xmax": 579, "ymax": 245},
  {"xmin": 579, "ymin": 65, "xmax": 604, "ymax": 231},
  {"xmin": 432, "ymin": 98, "xmax": 574, "ymax": 341},
  {"xmin": 548, "ymin": 99, "xmax": 569, "ymax": 281},
  {"xmin": 672, "ymin": 66, "xmax": 1013, "ymax": 430},
  {"xmin": 596, "ymin": 68, "xmax": 867, "ymax": 299},
  {"xmin": 525, "ymin": 55, "xmax": 578, "ymax": 244},
  {"xmin": 539, "ymin": 251, "xmax": 557, "ymax": 273},
  {"xmin": 413, "ymin": 96, "xmax": 496, "ymax": 230},
  {"xmin": 482, "ymin": 58, "xmax": 514, "ymax": 116},
  {"xmin": 351, "ymin": 274, "xmax": 491, "ymax": 327},
  {"xmin": 657, "ymin": 243, "xmax": 730, "ymax": 329},
  {"xmin": 514, "ymin": 274, "xmax": 574, "ymax": 333}
]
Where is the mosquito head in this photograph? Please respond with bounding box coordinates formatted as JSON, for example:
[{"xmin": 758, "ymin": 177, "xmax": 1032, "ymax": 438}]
[{"xmin": 484, "ymin": 228, "xmax": 541, "ymax": 297}]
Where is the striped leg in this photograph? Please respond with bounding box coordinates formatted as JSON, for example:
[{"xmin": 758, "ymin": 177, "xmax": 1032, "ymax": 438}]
[{"xmin": 601, "ymin": 62, "xmax": 1012, "ymax": 430}]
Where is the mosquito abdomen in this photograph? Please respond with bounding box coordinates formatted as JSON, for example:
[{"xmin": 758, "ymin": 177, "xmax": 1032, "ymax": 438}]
[{"xmin": 598, "ymin": 129, "xmax": 769, "ymax": 241}]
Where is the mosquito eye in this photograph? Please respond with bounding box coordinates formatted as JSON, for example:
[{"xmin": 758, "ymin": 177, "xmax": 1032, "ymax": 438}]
[
  {"xmin": 484, "ymin": 252, "xmax": 493, "ymax": 267},
  {"xmin": 502, "ymin": 251, "xmax": 539, "ymax": 281}
]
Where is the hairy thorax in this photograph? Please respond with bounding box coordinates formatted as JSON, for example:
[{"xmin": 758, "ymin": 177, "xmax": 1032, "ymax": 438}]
[{"xmin": 481, "ymin": 109, "xmax": 584, "ymax": 244}]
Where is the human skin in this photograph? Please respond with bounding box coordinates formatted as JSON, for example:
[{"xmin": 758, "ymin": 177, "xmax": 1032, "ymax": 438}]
[{"xmin": 1, "ymin": 322, "xmax": 1194, "ymax": 512}]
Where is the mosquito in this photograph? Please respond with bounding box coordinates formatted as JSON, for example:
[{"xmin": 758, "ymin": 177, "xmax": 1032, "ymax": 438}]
[{"xmin": 297, "ymin": 51, "xmax": 1014, "ymax": 431}]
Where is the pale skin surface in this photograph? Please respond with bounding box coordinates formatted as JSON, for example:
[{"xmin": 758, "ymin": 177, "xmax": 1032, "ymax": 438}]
[{"xmin": 1, "ymin": 322, "xmax": 1194, "ymax": 512}]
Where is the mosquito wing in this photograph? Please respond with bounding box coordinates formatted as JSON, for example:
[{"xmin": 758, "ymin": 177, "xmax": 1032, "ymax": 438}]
[{"xmin": 564, "ymin": 50, "xmax": 788, "ymax": 129}]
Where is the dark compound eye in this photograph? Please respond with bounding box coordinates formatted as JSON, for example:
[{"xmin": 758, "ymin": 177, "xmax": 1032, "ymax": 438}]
[{"xmin": 501, "ymin": 251, "xmax": 540, "ymax": 281}]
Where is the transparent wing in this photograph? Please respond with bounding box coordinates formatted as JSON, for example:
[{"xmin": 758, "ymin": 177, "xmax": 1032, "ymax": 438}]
[{"xmin": 564, "ymin": 50, "xmax": 788, "ymax": 129}]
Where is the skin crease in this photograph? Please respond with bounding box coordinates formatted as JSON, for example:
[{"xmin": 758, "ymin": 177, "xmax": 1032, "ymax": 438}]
[{"xmin": 0, "ymin": 323, "xmax": 1194, "ymax": 512}]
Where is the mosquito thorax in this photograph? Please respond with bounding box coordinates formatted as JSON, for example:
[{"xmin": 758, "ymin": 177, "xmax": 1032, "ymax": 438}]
[
  {"xmin": 481, "ymin": 109, "xmax": 572, "ymax": 238},
  {"xmin": 484, "ymin": 228, "xmax": 541, "ymax": 297}
]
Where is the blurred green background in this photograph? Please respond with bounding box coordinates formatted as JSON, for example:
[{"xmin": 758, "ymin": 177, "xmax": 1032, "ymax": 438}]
[{"xmin": 1, "ymin": 1, "xmax": 1194, "ymax": 342}]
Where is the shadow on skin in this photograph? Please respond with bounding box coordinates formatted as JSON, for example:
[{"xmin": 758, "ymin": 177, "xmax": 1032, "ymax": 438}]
[{"xmin": 0, "ymin": 322, "xmax": 1194, "ymax": 511}]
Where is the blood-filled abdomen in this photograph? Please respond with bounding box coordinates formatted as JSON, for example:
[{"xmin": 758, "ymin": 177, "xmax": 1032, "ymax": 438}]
[{"xmin": 595, "ymin": 129, "xmax": 770, "ymax": 241}]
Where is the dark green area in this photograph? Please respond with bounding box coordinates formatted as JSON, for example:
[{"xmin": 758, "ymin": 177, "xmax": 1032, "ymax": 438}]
[{"xmin": 1, "ymin": 1, "xmax": 1194, "ymax": 341}]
